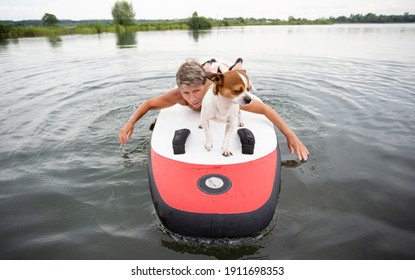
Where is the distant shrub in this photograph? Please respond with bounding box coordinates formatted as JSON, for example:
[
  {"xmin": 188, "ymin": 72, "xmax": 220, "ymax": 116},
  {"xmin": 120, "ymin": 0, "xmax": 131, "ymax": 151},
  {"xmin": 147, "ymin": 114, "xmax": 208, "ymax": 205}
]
[
  {"xmin": 187, "ymin": 12, "xmax": 212, "ymax": 30},
  {"xmin": 112, "ymin": 1, "xmax": 136, "ymax": 26},
  {"xmin": 42, "ymin": 13, "xmax": 59, "ymax": 27}
]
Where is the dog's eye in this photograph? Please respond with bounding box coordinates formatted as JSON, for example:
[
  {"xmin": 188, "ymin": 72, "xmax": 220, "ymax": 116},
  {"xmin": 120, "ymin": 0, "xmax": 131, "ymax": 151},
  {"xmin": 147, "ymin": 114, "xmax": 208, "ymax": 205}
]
[{"xmin": 233, "ymin": 86, "xmax": 244, "ymax": 94}]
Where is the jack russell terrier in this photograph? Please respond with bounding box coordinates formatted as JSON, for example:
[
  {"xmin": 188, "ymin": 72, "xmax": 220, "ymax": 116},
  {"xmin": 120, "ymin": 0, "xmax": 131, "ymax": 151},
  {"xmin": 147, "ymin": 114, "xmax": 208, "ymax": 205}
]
[{"xmin": 200, "ymin": 70, "xmax": 253, "ymax": 156}]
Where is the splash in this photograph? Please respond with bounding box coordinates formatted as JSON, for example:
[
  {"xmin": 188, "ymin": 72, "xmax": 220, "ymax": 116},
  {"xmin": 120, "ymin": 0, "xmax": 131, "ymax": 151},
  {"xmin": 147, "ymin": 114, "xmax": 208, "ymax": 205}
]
[{"xmin": 155, "ymin": 213, "xmax": 279, "ymax": 259}]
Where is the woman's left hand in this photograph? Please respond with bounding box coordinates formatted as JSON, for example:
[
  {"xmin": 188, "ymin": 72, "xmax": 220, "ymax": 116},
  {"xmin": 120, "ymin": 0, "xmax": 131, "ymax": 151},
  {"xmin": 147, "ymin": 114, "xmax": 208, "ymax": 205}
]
[{"xmin": 286, "ymin": 133, "xmax": 309, "ymax": 161}]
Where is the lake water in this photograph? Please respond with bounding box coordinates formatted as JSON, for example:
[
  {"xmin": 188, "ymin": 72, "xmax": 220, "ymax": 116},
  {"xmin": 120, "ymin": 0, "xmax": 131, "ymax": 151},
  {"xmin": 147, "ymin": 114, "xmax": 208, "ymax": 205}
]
[{"xmin": 0, "ymin": 24, "xmax": 414, "ymax": 260}]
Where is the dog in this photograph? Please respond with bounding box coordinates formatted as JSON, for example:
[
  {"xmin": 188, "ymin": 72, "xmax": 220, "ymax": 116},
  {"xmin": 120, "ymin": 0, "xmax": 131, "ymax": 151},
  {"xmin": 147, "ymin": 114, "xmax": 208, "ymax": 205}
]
[{"xmin": 200, "ymin": 70, "xmax": 252, "ymax": 156}]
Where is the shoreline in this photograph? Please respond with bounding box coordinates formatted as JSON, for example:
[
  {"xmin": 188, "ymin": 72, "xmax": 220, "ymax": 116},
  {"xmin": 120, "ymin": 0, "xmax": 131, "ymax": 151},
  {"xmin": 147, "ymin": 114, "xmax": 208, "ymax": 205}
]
[{"xmin": 1, "ymin": 20, "xmax": 414, "ymax": 40}]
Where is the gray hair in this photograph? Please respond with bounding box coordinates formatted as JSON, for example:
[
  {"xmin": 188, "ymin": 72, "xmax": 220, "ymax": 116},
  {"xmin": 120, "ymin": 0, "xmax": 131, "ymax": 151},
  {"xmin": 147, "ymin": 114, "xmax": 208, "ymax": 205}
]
[{"xmin": 176, "ymin": 59, "xmax": 206, "ymax": 87}]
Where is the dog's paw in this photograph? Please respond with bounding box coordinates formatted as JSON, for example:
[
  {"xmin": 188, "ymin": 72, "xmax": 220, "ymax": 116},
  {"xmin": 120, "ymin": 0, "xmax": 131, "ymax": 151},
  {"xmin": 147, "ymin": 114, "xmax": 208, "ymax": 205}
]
[
  {"xmin": 204, "ymin": 143, "xmax": 212, "ymax": 151},
  {"xmin": 222, "ymin": 150, "xmax": 233, "ymax": 157}
]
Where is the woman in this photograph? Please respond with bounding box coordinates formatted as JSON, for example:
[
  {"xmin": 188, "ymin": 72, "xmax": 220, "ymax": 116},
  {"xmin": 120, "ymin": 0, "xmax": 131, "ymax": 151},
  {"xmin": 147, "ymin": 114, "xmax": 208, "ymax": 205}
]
[{"xmin": 119, "ymin": 58, "xmax": 309, "ymax": 161}]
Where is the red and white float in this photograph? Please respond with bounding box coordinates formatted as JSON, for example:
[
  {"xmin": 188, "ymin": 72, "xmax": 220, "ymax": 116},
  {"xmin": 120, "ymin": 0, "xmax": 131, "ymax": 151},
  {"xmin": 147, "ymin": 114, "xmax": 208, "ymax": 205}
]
[{"xmin": 147, "ymin": 98, "xmax": 281, "ymax": 237}]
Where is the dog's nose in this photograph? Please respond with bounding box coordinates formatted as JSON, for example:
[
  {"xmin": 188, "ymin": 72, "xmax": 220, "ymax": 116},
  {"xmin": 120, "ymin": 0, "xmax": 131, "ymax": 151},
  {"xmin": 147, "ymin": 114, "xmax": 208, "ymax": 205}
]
[{"xmin": 243, "ymin": 96, "xmax": 252, "ymax": 105}]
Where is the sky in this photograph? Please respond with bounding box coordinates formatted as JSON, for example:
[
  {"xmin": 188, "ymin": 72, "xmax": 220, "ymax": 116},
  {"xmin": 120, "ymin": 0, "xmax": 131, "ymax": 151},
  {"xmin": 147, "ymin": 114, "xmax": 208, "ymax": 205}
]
[{"xmin": 1, "ymin": 0, "xmax": 414, "ymax": 21}]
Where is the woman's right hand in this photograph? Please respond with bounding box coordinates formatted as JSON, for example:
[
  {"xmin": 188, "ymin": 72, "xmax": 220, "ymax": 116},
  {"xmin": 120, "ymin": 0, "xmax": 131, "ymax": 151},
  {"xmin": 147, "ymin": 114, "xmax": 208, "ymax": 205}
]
[{"xmin": 119, "ymin": 122, "xmax": 134, "ymax": 144}]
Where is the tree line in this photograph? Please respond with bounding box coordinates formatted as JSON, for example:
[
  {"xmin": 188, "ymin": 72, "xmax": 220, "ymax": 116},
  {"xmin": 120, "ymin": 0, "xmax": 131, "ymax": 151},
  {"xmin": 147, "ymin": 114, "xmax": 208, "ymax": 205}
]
[
  {"xmin": 1, "ymin": 0, "xmax": 414, "ymax": 39},
  {"xmin": 329, "ymin": 12, "xmax": 415, "ymax": 23}
]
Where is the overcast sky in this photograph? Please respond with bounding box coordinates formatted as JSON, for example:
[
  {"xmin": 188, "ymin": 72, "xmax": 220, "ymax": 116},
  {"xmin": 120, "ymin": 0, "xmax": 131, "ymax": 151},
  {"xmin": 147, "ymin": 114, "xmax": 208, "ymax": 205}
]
[{"xmin": 1, "ymin": 0, "xmax": 414, "ymax": 21}]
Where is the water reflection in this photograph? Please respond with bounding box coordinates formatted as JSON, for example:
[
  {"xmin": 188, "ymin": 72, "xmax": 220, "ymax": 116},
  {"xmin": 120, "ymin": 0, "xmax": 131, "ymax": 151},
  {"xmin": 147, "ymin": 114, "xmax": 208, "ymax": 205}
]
[
  {"xmin": 0, "ymin": 38, "xmax": 19, "ymax": 51},
  {"xmin": 116, "ymin": 30, "xmax": 137, "ymax": 48},
  {"xmin": 188, "ymin": 29, "xmax": 212, "ymax": 42},
  {"xmin": 0, "ymin": 38, "xmax": 8, "ymax": 50},
  {"xmin": 282, "ymin": 160, "xmax": 304, "ymax": 168},
  {"xmin": 47, "ymin": 36, "xmax": 62, "ymax": 48}
]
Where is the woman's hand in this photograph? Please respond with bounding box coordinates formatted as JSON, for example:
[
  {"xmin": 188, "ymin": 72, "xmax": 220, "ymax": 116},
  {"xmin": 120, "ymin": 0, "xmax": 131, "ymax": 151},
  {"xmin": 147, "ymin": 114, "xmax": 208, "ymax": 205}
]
[
  {"xmin": 119, "ymin": 122, "xmax": 134, "ymax": 144},
  {"xmin": 286, "ymin": 132, "xmax": 309, "ymax": 161},
  {"xmin": 242, "ymin": 101, "xmax": 310, "ymax": 161}
]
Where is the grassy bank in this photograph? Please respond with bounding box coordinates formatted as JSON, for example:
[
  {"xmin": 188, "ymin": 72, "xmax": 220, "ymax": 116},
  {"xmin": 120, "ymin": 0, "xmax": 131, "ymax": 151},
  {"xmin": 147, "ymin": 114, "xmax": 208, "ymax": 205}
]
[
  {"xmin": 2, "ymin": 11, "xmax": 413, "ymax": 39},
  {"xmin": 0, "ymin": 22, "xmax": 190, "ymax": 39},
  {"xmin": 0, "ymin": 18, "xmax": 331, "ymax": 39}
]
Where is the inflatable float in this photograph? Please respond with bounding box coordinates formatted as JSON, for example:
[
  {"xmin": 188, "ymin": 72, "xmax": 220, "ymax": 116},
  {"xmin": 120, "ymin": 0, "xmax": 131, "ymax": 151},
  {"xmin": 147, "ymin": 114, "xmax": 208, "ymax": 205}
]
[{"xmin": 147, "ymin": 64, "xmax": 281, "ymax": 238}]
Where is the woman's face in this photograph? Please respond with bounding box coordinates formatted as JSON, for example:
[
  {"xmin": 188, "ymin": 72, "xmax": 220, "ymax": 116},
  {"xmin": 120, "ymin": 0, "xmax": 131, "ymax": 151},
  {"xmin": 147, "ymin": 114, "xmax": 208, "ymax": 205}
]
[{"xmin": 180, "ymin": 83, "xmax": 205, "ymax": 109}]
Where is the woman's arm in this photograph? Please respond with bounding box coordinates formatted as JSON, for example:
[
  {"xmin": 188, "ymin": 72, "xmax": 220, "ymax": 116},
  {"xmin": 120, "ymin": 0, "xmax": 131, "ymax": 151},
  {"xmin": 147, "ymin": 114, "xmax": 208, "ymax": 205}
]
[
  {"xmin": 241, "ymin": 99, "xmax": 309, "ymax": 161},
  {"xmin": 118, "ymin": 88, "xmax": 182, "ymax": 144}
]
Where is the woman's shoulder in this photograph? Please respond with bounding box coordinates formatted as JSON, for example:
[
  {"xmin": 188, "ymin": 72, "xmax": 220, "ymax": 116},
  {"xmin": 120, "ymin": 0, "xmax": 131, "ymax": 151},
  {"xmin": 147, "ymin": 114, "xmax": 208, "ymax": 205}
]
[
  {"xmin": 161, "ymin": 87, "xmax": 182, "ymax": 100},
  {"xmin": 165, "ymin": 87, "xmax": 187, "ymax": 105}
]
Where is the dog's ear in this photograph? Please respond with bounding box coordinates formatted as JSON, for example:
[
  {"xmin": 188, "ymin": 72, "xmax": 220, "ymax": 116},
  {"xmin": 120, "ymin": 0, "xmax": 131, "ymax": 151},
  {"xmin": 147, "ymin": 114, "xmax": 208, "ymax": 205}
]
[
  {"xmin": 206, "ymin": 73, "xmax": 224, "ymax": 84},
  {"xmin": 212, "ymin": 84, "xmax": 220, "ymax": 95},
  {"xmin": 206, "ymin": 73, "xmax": 224, "ymax": 95}
]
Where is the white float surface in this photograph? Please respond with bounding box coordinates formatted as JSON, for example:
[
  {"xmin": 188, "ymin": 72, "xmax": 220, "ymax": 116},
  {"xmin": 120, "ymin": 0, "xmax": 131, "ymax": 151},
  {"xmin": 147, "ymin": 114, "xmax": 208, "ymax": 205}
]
[{"xmin": 151, "ymin": 103, "xmax": 277, "ymax": 165}]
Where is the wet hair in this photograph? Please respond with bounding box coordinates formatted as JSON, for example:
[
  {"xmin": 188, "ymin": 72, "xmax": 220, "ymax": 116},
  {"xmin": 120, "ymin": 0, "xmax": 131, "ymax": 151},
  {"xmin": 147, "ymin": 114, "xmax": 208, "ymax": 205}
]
[{"xmin": 176, "ymin": 59, "xmax": 206, "ymax": 88}]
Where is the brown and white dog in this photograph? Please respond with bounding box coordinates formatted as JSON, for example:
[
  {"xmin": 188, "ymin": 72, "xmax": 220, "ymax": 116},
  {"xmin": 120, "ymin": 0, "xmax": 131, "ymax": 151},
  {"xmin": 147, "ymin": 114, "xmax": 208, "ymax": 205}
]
[{"xmin": 201, "ymin": 70, "xmax": 252, "ymax": 156}]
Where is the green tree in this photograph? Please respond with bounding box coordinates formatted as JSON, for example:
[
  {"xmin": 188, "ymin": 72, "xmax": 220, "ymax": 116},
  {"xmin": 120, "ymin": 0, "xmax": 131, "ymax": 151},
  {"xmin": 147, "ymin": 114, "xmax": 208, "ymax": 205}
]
[
  {"xmin": 187, "ymin": 12, "xmax": 212, "ymax": 29},
  {"xmin": 364, "ymin": 13, "xmax": 378, "ymax": 23},
  {"xmin": 112, "ymin": 1, "xmax": 136, "ymax": 26},
  {"xmin": 42, "ymin": 13, "xmax": 59, "ymax": 26}
]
